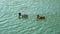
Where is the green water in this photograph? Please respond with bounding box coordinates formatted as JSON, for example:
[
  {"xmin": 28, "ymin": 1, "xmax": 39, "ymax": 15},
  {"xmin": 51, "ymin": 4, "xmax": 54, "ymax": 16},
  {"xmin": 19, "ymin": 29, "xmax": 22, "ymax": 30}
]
[{"xmin": 0, "ymin": 0, "xmax": 60, "ymax": 34}]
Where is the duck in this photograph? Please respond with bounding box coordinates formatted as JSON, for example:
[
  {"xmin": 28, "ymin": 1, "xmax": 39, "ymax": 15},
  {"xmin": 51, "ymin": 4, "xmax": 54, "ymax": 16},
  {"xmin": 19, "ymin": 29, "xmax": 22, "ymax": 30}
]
[
  {"xmin": 37, "ymin": 15, "xmax": 45, "ymax": 19},
  {"xmin": 18, "ymin": 13, "xmax": 28, "ymax": 18}
]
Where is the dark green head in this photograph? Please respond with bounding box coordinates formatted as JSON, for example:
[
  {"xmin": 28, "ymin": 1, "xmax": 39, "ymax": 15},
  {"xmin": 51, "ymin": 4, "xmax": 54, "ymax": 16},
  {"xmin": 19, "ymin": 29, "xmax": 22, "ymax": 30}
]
[
  {"xmin": 37, "ymin": 15, "xmax": 39, "ymax": 16},
  {"xmin": 19, "ymin": 13, "xmax": 21, "ymax": 16}
]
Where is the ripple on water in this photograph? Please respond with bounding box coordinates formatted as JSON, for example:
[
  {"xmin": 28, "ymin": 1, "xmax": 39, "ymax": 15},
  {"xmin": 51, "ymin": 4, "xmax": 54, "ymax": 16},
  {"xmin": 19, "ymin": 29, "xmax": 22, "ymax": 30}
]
[{"xmin": 0, "ymin": 0, "xmax": 60, "ymax": 34}]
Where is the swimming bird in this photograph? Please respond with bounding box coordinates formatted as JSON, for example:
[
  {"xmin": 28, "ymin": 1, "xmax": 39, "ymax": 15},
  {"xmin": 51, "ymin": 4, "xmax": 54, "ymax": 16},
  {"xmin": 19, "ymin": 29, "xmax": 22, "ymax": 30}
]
[
  {"xmin": 18, "ymin": 13, "xmax": 28, "ymax": 18},
  {"xmin": 37, "ymin": 15, "xmax": 45, "ymax": 19}
]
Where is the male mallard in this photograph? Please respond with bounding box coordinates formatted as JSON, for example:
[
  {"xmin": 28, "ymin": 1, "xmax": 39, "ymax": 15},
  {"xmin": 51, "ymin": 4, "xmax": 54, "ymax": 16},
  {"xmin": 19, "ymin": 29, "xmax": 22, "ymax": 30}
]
[{"xmin": 18, "ymin": 13, "xmax": 28, "ymax": 18}]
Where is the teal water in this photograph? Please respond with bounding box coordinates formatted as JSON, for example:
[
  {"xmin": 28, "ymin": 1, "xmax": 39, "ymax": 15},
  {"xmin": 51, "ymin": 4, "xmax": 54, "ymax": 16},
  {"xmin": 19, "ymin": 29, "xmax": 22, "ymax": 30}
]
[{"xmin": 0, "ymin": 0, "xmax": 60, "ymax": 34}]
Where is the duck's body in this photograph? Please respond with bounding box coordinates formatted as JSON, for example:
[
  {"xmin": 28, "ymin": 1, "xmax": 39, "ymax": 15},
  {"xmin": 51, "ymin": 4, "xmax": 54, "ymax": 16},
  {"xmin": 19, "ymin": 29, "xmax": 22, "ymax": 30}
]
[
  {"xmin": 21, "ymin": 14, "xmax": 28, "ymax": 18},
  {"xmin": 18, "ymin": 13, "xmax": 28, "ymax": 18},
  {"xmin": 37, "ymin": 15, "xmax": 45, "ymax": 19}
]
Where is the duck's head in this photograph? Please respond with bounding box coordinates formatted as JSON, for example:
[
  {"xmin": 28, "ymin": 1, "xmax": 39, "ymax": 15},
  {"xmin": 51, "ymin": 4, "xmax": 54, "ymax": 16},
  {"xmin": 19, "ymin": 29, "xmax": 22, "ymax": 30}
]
[
  {"xmin": 37, "ymin": 15, "xmax": 39, "ymax": 17},
  {"xmin": 19, "ymin": 13, "xmax": 21, "ymax": 16}
]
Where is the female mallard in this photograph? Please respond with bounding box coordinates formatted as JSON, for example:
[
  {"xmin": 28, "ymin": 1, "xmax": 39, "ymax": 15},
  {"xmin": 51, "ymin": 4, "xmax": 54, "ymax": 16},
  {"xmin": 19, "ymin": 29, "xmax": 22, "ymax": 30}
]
[{"xmin": 37, "ymin": 15, "xmax": 45, "ymax": 19}]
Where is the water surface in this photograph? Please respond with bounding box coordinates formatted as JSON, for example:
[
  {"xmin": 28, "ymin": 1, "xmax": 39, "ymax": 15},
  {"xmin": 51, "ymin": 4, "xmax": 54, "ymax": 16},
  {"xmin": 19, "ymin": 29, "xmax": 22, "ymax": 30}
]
[{"xmin": 0, "ymin": 0, "xmax": 60, "ymax": 34}]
